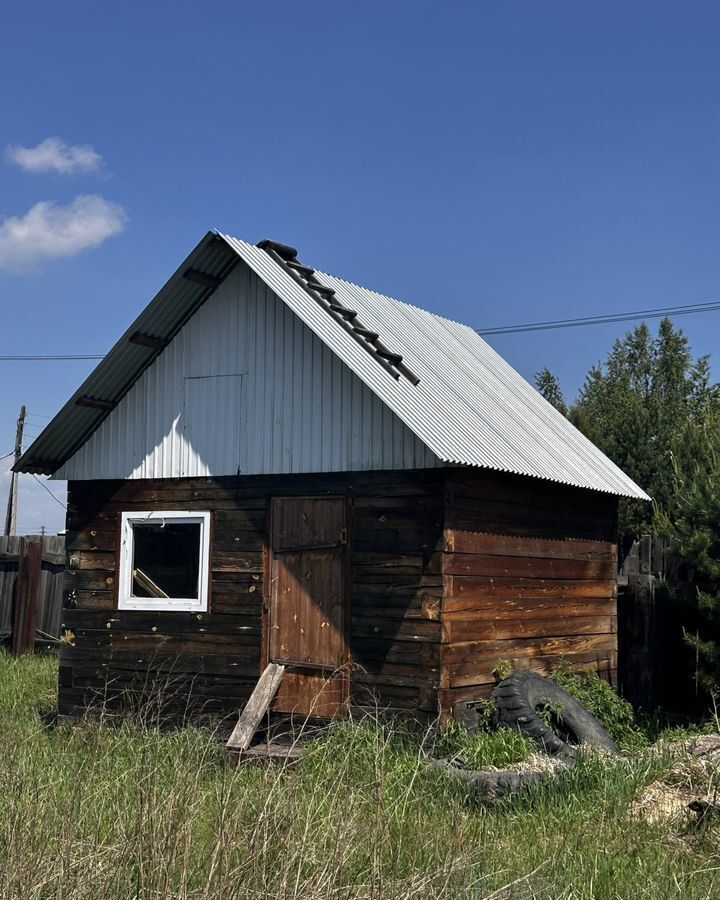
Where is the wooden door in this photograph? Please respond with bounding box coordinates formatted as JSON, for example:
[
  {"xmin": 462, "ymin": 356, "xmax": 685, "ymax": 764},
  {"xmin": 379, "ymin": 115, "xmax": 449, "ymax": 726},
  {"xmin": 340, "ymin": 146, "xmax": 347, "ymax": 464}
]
[{"xmin": 266, "ymin": 496, "xmax": 349, "ymax": 718}]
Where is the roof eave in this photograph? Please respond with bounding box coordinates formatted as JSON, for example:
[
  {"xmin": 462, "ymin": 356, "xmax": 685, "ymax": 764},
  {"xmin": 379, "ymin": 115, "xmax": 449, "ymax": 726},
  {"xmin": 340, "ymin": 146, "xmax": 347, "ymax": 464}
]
[{"xmin": 14, "ymin": 230, "xmax": 238, "ymax": 475}]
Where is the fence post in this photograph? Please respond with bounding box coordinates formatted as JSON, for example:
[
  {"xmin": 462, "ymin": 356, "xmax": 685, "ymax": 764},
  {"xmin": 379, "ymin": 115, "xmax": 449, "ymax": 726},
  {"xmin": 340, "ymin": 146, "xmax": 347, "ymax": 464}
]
[
  {"xmin": 12, "ymin": 539, "xmax": 42, "ymax": 655},
  {"xmin": 618, "ymin": 536, "xmax": 656, "ymax": 710}
]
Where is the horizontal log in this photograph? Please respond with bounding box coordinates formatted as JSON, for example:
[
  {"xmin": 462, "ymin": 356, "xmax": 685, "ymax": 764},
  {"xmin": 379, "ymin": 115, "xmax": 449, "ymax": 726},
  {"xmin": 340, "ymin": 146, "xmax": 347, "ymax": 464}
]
[
  {"xmin": 210, "ymin": 571, "xmax": 262, "ymax": 586},
  {"xmin": 445, "ymin": 649, "xmax": 617, "ymax": 689},
  {"xmin": 69, "ymin": 631, "xmax": 261, "ymax": 655},
  {"xmin": 207, "ymin": 597, "xmax": 263, "ymax": 616},
  {"xmin": 351, "ymin": 582, "xmax": 442, "ymax": 600},
  {"xmin": 71, "ymin": 674, "xmax": 257, "ymax": 701},
  {"xmin": 352, "ymin": 574, "xmax": 442, "ymax": 587},
  {"xmin": 67, "ymin": 481, "xmax": 442, "ymax": 519},
  {"xmin": 67, "ymin": 551, "xmax": 114, "ymax": 570},
  {"xmin": 446, "ymin": 512, "xmax": 615, "ymax": 543},
  {"xmin": 351, "ymin": 602, "xmax": 436, "ymax": 623},
  {"xmin": 351, "ymin": 638, "xmax": 438, "ymax": 666},
  {"xmin": 445, "ymin": 575, "xmax": 616, "ymax": 600},
  {"xmin": 353, "ymin": 495, "xmax": 444, "ymax": 509},
  {"xmin": 65, "ymin": 530, "xmax": 117, "ymax": 552},
  {"xmin": 442, "ymin": 552, "xmax": 614, "ymax": 580},
  {"xmin": 211, "ymin": 530, "xmax": 265, "ymax": 552},
  {"xmin": 354, "ymin": 509, "xmax": 444, "ymax": 531},
  {"xmin": 68, "ymin": 469, "xmax": 439, "ymax": 498},
  {"xmin": 437, "ymin": 684, "xmax": 495, "ymax": 708},
  {"xmin": 449, "ymin": 496, "xmax": 614, "ymax": 528},
  {"xmin": 75, "ymin": 582, "xmax": 265, "ymax": 612},
  {"xmin": 448, "ymin": 505, "xmax": 615, "ymax": 540},
  {"xmin": 444, "ymin": 530, "xmax": 616, "ymax": 562},
  {"xmin": 443, "ymin": 596, "xmax": 616, "ymax": 619},
  {"xmin": 447, "ymin": 468, "xmax": 618, "ymax": 513},
  {"xmin": 66, "ymin": 499, "xmax": 268, "ymax": 532},
  {"xmin": 441, "ymin": 633, "xmax": 617, "ymax": 668},
  {"xmin": 351, "ymin": 617, "xmax": 441, "ymax": 643},
  {"xmin": 352, "ymin": 533, "xmax": 443, "ymax": 553},
  {"xmin": 352, "ymin": 551, "xmax": 440, "ymax": 575},
  {"xmin": 65, "ymin": 569, "xmax": 115, "ymax": 592},
  {"xmin": 62, "ymin": 608, "xmax": 260, "ymax": 633},
  {"xmin": 71, "ymin": 591, "xmax": 115, "ymax": 610},
  {"xmin": 443, "ymin": 614, "xmax": 615, "ymax": 644},
  {"xmin": 66, "ymin": 651, "xmax": 260, "ymax": 678},
  {"xmin": 211, "ymin": 551, "xmax": 263, "ymax": 572},
  {"xmin": 351, "ymin": 670, "xmax": 439, "ymax": 689}
]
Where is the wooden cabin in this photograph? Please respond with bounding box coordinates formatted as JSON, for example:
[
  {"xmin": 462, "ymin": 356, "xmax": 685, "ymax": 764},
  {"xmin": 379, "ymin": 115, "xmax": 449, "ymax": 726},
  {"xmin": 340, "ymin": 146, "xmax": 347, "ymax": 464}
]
[{"xmin": 16, "ymin": 234, "xmax": 648, "ymax": 723}]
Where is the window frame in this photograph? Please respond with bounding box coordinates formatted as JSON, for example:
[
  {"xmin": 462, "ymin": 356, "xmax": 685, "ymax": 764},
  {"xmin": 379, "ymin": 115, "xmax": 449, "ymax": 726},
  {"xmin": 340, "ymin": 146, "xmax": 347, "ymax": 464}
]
[{"xmin": 117, "ymin": 510, "xmax": 211, "ymax": 612}]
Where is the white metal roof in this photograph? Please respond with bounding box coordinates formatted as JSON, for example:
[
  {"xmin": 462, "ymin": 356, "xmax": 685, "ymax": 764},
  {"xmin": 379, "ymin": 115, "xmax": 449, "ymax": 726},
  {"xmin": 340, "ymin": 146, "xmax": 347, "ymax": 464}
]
[{"xmin": 16, "ymin": 231, "xmax": 649, "ymax": 499}]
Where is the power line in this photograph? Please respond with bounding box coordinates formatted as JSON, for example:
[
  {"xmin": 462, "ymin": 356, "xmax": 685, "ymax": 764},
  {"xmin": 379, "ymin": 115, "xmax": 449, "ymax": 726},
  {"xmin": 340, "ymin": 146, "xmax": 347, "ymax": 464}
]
[
  {"xmin": 0, "ymin": 354, "xmax": 104, "ymax": 361},
  {"xmin": 476, "ymin": 301, "xmax": 720, "ymax": 336},
  {"xmin": 0, "ymin": 298, "xmax": 717, "ymax": 363},
  {"xmin": 30, "ymin": 474, "xmax": 67, "ymax": 510}
]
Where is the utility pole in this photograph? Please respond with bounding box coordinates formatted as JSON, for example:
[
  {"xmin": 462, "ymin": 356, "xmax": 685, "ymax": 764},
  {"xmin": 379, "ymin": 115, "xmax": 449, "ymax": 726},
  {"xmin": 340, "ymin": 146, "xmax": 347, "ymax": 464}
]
[{"xmin": 4, "ymin": 404, "xmax": 26, "ymax": 536}]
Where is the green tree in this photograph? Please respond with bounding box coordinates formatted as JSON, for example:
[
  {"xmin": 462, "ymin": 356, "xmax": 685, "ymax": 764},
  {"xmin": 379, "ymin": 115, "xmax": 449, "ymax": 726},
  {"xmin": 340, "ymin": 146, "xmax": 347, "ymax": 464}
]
[
  {"xmin": 656, "ymin": 414, "xmax": 720, "ymax": 694},
  {"xmin": 534, "ymin": 367, "xmax": 568, "ymax": 416},
  {"xmin": 538, "ymin": 318, "xmax": 720, "ymax": 697},
  {"xmin": 570, "ymin": 318, "xmax": 718, "ymax": 533}
]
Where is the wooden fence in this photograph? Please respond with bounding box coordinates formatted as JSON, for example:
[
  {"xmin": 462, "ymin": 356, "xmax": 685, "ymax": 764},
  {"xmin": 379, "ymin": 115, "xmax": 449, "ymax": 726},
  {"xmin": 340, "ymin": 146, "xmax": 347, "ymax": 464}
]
[
  {"xmin": 0, "ymin": 535, "xmax": 65, "ymax": 653},
  {"xmin": 618, "ymin": 535, "xmax": 707, "ymax": 716}
]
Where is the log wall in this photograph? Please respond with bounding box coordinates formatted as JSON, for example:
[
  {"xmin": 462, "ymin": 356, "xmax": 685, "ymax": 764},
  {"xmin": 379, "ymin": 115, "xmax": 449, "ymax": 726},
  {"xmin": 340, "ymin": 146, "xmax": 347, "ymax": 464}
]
[
  {"xmin": 60, "ymin": 467, "xmax": 620, "ymax": 724},
  {"xmin": 60, "ymin": 470, "xmax": 444, "ymax": 720},
  {"xmin": 438, "ymin": 469, "xmax": 618, "ymax": 718}
]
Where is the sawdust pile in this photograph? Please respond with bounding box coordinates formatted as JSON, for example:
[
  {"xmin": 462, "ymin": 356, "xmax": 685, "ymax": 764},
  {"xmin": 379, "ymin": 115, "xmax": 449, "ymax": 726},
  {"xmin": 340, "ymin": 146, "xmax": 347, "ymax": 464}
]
[{"xmin": 630, "ymin": 734, "xmax": 720, "ymax": 826}]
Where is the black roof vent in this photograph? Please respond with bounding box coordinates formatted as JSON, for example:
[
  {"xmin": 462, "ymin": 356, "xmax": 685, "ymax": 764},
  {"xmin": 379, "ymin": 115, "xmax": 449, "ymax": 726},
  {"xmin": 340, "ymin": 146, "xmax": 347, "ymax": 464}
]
[{"xmin": 256, "ymin": 239, "xmax": 298, "ymax": 261}]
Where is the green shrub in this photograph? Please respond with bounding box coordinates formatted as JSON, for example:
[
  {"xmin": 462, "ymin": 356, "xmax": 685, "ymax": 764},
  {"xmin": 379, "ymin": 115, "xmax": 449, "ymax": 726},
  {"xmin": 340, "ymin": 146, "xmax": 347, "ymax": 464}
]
[{"xmin": 549, "ymin": 662, "xmax": 648, "ymax": 751}]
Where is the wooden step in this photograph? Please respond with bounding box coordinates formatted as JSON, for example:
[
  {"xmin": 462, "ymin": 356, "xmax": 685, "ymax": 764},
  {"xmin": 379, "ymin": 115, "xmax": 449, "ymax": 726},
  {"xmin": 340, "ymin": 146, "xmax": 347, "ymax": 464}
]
[{"xmin": 234, "ymin": 742, "xmax": 302, "ymax": 765}]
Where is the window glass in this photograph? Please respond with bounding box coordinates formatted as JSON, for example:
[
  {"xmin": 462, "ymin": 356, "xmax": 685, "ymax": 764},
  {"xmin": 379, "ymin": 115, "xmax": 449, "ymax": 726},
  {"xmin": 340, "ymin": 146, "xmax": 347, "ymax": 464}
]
[
  {"xmin": 131, "ymin": 522, "xmax": 201, "ymax": 599},
  {"xmin": 119, "ymin": 510, "xmax": 210, "ymax": 612}
]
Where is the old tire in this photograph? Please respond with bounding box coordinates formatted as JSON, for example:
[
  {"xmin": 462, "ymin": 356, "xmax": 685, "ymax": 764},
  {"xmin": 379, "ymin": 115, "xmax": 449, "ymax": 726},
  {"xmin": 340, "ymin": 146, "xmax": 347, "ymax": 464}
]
[
  {"xmin": 429, "ymin": 756, "xmax": 574, "ymax": 802},
  {"xmin": 491, "ymin": 670, "xmax": 619, "ymax": 757}
]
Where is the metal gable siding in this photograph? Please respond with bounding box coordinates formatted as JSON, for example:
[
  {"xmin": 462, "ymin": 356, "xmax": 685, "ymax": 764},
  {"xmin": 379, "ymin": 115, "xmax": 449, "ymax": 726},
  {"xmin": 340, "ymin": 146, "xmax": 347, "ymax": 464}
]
[{"xmin": 54, "ymin": 264, "xmax": 440, "ymax": 480}]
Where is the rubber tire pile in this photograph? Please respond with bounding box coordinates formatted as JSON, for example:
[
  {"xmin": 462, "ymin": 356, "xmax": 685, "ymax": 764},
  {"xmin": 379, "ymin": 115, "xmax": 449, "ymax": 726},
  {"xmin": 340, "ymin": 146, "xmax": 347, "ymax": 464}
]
[{"xmin": 436, "ymin": 670, "xmax": 619, "ymax": 800}]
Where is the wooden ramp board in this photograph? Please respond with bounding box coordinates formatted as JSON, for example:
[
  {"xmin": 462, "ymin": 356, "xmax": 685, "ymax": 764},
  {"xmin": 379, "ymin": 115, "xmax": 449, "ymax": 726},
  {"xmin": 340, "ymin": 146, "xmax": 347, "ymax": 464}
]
[
  {"xmin": 233, "ymin": 742, "xmax": 302, "ymax": 766},
  {"xmin": 226, "ymin": 663, "xmax": 285, "ymax": 751}
]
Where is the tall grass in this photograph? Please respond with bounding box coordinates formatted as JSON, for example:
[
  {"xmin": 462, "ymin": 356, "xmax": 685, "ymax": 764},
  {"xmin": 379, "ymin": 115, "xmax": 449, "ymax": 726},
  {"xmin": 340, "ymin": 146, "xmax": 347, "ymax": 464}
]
[{"xmin": 0, "ymin": 651, "xmax": 718, "ymax": 899}]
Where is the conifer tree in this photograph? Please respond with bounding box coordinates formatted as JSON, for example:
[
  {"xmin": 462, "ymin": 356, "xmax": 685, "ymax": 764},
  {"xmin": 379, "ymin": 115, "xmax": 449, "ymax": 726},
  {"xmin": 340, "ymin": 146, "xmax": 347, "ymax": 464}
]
[
  {"xmin": 534, "ymin": 367, "xmax": 568, "ymax": 416},
  {"xmin": 656, "ymin": 415, "xmax": 720, "ymax": 693}
]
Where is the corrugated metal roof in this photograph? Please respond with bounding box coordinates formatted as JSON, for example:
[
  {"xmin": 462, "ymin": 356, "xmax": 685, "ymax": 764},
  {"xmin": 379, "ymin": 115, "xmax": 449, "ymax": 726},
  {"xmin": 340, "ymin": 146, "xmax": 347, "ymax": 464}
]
[{"xmin": 16, "ymin": 231, "xmax": 649, "ymax": 500}]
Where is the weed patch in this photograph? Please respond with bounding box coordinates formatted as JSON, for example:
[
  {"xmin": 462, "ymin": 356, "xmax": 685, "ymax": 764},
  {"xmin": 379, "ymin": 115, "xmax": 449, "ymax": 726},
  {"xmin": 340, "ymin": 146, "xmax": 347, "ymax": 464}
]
[{"xmin": 1, "ymin": 651, "xmax": 719, "ymax": 898}]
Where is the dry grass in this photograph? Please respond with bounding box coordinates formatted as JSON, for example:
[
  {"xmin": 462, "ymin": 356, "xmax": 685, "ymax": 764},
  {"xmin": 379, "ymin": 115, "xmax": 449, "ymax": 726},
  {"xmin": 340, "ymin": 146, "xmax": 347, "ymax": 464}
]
[{"xmin": 1, "ymin": 652, "xmax": 720, "ymax": 899}]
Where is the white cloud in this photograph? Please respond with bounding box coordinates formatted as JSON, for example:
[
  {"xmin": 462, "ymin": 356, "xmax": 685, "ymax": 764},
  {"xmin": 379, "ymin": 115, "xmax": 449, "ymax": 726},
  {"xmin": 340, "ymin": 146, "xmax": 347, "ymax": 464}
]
[
  {"xmin": 0, "ymin": 195, "xmax": 126, "ymax": 271},
  {"xmin": 5, "ymin": 137, "xmax": 103, "ymax": 175}
]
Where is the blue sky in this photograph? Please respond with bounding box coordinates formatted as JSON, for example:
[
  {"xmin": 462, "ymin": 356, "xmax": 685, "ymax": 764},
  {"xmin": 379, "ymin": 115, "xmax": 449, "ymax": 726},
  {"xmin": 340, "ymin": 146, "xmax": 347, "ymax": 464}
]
[{"xmin": 2, "ymin": 0, "xmax": 720, "ymax": 533}]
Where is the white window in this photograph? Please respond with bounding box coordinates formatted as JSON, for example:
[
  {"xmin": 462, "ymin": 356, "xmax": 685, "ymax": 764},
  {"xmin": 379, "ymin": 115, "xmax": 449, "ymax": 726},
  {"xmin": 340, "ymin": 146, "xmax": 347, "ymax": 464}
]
[{"xmin": 118, "ymin": 510, "xmax": 211, "ymax": 612}]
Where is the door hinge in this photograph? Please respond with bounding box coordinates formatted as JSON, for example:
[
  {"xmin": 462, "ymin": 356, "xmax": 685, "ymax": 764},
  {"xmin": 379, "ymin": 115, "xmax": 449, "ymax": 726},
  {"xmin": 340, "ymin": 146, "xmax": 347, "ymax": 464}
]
[{"xmin": 340, "ymin": 527, "xmax": 348, "ymax": 545}]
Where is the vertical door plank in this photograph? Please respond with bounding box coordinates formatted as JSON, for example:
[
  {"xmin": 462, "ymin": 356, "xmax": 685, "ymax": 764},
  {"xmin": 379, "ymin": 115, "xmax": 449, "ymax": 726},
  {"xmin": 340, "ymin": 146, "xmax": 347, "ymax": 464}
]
[{"xmin": 268, "ymin": 496, "xmax": 348, "ymax": 717}]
